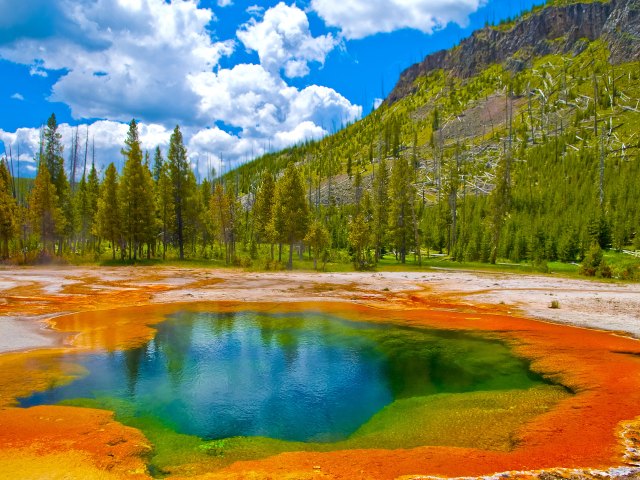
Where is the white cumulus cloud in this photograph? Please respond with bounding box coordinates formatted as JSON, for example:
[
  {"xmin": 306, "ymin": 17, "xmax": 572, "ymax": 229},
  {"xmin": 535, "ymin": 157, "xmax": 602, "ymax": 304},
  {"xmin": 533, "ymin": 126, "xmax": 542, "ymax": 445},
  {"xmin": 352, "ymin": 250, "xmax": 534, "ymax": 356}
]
[
  {"xmin": 11, "ymin": 93, "xmax": 24, "ymax": 101},
  {"xmin": 310, "ymin": 0, "xmax": 485, "ymax": 39},
  {"xmin": 0, "ymin": 0, "xmax": 363, "ymax": 173},
  {"xmin": 0, "ymin": 0, "xmax": 234, "ymax": 125},
  {"xmin": 246, "ymin": 5, "xmax": 264, "ymax": 17},
  {"xmin": 0, "ymin": 79, "xmax": 361, "ymax": 178},
  {"xmin": 190, "ymin": 63, "xmax": 360, "ymax": 145},
  {"xmin": 237, "ymin": 2, "xmax": 338, "ymax": 78}
]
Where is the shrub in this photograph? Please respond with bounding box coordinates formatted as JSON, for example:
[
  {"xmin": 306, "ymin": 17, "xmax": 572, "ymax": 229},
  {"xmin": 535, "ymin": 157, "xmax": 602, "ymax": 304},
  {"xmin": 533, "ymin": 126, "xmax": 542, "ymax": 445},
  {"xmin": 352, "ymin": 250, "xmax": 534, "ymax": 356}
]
[
  {"xmin": 617, "ymin": 264, "xmax": 640, "ymax": 281},
  {"xmin": 596, "ymin": 260, "xmax": 612, "ymax": 278},
  {"xmin": 579, "ymin": 242, "xmax": 603, "ymax": 277},
  {"xmin": 532, "ymin": 258, "xmax": 549, "ymax": 273}
]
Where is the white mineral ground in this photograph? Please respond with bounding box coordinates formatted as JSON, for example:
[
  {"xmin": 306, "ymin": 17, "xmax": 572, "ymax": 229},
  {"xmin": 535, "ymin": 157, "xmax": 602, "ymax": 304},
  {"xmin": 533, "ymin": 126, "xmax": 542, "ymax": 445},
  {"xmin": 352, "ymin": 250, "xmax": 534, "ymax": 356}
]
[
  {"xmin": 0, "ymin": 266, "xmax": 639, "ymax": 352},
  {"xmin": 0, "ymin": 315, "xmax": 62, "ymax": 352}
]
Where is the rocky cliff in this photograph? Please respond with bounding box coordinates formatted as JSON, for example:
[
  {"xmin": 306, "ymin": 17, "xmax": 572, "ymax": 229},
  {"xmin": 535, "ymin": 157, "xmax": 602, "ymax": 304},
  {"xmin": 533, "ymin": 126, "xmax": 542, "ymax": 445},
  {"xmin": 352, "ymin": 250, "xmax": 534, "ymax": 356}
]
[{"xmin": 386, "ymin": 0, "xmax": 640, "ymax": 104}]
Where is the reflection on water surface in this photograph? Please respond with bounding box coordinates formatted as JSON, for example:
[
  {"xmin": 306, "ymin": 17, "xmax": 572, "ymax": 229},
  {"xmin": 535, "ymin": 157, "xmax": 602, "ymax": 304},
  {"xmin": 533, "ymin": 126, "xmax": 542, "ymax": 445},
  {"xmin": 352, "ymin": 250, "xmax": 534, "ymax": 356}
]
[{"xmin": 21, "ymin": 309, "xmax": 549, "ymax": 442}]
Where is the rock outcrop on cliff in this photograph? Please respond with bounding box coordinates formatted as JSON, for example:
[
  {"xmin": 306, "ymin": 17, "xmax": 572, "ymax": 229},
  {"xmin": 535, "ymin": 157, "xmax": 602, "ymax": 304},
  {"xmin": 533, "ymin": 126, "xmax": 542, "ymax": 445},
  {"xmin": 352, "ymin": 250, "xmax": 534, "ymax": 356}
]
[{"xmin": 386, "ymin": 0, "xmax": 640, "ymax": 104}]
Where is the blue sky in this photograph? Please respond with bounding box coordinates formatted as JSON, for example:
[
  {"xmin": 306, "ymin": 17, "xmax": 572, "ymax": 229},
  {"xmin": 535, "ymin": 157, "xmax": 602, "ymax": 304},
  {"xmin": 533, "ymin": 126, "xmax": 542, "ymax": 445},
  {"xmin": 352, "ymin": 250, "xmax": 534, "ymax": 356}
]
[{"xmin": 0, "ymin": 0, "xmax": 541, "ymax": 177}]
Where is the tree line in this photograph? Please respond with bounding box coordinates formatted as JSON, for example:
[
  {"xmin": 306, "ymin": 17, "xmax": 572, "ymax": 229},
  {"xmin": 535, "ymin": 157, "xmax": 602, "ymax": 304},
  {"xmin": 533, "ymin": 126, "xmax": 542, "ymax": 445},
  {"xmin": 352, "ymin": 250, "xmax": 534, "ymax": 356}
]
[{"xmin": 0, "ymin": 110, "xmax": 436, "ymax": 271}]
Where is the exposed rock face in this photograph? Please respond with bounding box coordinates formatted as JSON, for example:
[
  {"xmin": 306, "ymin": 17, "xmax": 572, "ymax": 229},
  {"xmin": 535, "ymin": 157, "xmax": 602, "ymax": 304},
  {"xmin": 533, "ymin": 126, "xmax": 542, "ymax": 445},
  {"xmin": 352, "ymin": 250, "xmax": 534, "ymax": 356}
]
[
  {"xmin": 387, "ymin": 0, "xmax": 640, "ymax": 104},
  {"xmin": 604, "ymin": 0, "xmax": 640, "ymax": 61}
]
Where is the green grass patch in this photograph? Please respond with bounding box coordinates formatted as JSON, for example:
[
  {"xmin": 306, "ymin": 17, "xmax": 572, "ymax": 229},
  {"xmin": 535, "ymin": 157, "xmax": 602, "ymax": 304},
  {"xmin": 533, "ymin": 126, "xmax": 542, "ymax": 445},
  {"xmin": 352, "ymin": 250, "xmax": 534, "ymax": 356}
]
[
  {"xmin": 57, "ymin": 242, "xmax": 639, "ymax": 283},
  {"xmin": 61, "ymin": 385, "xmax": 569, "ymax": 476},
  {"xmin": 375, "ymin": 253, "xmax": 581, "ymax": 276}
]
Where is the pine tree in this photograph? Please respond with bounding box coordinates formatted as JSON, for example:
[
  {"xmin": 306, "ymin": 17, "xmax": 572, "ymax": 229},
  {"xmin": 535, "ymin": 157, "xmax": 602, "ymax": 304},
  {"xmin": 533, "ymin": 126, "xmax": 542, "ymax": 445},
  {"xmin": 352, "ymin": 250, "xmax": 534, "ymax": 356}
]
[
  {"xmin": 353, "ymin": 168, "xmax": 363, "ymax": 209},
  {"xmin": 76, "ymin": 174, "xmax": 90, "ymax": 251},
  {"xmin": 372, "ymin": 157, "xmax": 389, "ymax": 261},
  {"xmin": 348, "ymin": 212, "xmax": 372, "ymax": 270},
  {"xmin": 0, "ymin": 161, "xmax": 17, "ymax": 259},
  {"xmin": 446, "ymin": 145, "xmax": 462, "ymax": 256},
  {"xmin": 156, "ymin": 157, "xmax": 174, "ymax": 260},
  {"xmin": 152, "ymin": 146, "xmax": 163, "ymax": 183},
  {"xmin": 182, "ymin": 169, "xmax": 200, "ymax": 257},
  {"xmin": 304, "ymin": 220, "xmax": 330, "ymax": 270},
  {"xmin": 489, "ymin": 154, "xmax": 511, "ymax": 264},
  {"xmin": 388, "ymin": 157, "xmax": 415, "ymax": 263},
  {"xmin": 75, "ymin": 162, "xmax": 99, "ymax": 254},
  {"xmin": 86, "ymin": 162, "xmax": 100, "ymax": 249},
  {"xmin": 272, "ymin": 164, "xmax": 310, "ymax": 270},
  {"xmin": 43, "ymin": 114, "xmax": 65, "ymax": 188},
  {"xmin": 42, "ymin": 113, "xmax": 73, "ymax": 254},
  {"xmin": 96, "ymin": 163, "xmax": 122, "ymax": 260},
  {"xmin": 120, "ymin": 119, "xmax": 155, "ymax": 260},
  {"xmin": 210, "ymin": 182, "xmax": 235, "ymax": 264},
  {"xmin": 29, "ymin": 163, "xmax": 65, "ymax": 256},
  {"xmin": 199, "ymin": 178, "xmax": 213, "ymax": 254},
  {"xmin": 168, "ymin": 125, "xmax": 192, "ymax": 260},
  {"xmin": 58, "ymin": 170, "xmax": 74, "ymax": 255},
  {"xmin": 253, "ymin": 171, "xmax": 276, "ymax": 256},
  {"xmin": 141, "ymin": 153, "xmax": 157, "ymax": 259}
]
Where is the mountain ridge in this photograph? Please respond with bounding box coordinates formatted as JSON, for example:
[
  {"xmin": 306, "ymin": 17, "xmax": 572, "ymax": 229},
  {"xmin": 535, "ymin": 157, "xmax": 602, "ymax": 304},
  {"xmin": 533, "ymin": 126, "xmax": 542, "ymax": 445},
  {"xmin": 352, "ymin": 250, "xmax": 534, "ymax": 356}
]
[{"xmin": 386, "ymin": 0, "xmax": 640, "ymax": 104}]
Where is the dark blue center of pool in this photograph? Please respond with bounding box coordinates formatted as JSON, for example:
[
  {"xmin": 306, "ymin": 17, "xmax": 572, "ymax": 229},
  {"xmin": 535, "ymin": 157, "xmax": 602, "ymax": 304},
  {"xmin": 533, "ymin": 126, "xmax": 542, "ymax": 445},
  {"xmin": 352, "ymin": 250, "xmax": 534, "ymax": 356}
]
[{"xmin": 20, "ymin": 309, "xmax": 546, "ymax": 442}]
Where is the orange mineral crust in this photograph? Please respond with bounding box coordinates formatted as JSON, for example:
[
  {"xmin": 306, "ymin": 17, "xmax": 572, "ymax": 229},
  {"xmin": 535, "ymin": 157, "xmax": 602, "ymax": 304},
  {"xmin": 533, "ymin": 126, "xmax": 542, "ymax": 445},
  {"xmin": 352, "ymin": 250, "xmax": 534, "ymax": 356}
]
[
  {"xmin": 0, "ymin": 405, "xmax": 151, "ymax": 479},
  {"xmin": 1, "ymin": 297, "xmax": 640, "ymax": 479}
]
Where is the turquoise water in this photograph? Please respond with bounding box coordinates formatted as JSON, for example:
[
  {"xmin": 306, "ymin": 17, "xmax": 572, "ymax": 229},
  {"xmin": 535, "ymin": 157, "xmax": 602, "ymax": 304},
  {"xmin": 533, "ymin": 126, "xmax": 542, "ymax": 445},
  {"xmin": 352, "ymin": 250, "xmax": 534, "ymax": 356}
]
[{"xmin": 20, "ymin": 309, "xmax": 547, "ymax": 443}]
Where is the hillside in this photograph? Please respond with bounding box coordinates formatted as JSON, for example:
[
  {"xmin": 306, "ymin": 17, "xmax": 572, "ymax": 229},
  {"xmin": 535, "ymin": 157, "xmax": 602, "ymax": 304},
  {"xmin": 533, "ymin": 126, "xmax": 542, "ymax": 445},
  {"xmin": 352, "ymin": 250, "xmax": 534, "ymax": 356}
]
[{"xmin": 223, "ymin": 0, "xmax": 640, "ymax": 276}]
